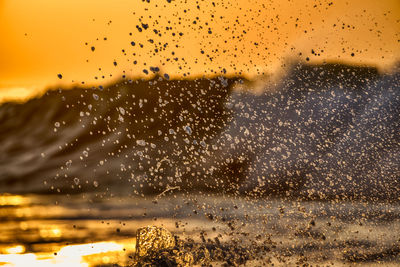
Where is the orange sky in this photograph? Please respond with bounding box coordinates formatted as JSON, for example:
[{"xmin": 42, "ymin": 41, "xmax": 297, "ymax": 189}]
[{"xmin": 0, "ymin": 0, "xmax": 399, "ymax": 102}]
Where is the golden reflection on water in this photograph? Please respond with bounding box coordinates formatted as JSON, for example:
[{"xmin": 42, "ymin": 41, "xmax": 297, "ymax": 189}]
[
  {"xmin": 4, "ymin": 245, "xmax": 25, "ymax": 254},
  {"xmin": 0, "ymin": 194, "xmax": 31, "ymax": 206},
  {"xmin": 0, "ymin": 240, "xmax": 136, "ymax": 267},
  {"xmin": 0, "ymin": 194, "xmax": 137, "ymax": 267},
  {"xmin": 0, "ymin": 239, "xmax": 135, "ymax": 267}
]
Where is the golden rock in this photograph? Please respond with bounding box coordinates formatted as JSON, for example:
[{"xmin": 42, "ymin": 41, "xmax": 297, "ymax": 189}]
[{"xmin": 135, "ymin": 226, "xmax": 176, "ymax": 258}]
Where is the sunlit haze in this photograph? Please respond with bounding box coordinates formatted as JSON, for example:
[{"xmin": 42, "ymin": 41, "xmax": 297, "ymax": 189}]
[{"xmin": 0, "ymin": 0, "xmax": 399, "ymax": 102}]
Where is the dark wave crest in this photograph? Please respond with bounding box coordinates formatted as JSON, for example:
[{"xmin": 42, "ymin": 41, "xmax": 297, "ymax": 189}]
[
  {"xmin": 0, "ymin": 63, "xmax": 399, "ymax": 201},
  {"xmin": 0, "ymin": 76, "xmax": 239, "ymax": 194}
]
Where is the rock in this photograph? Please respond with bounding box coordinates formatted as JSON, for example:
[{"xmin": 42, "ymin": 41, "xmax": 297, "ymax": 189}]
[
  {"xmin": 135, "ymin": 226, "xmax": 176, "ymax": 258},
  {"xmin": 132, "ymin": 226, "xmax": 200, "ymax": 266}
]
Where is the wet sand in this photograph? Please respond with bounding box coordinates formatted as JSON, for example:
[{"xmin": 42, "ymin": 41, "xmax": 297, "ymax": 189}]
[{"xmin": 1, "ymin": 193, "xmax": 399, "ymax": 266}]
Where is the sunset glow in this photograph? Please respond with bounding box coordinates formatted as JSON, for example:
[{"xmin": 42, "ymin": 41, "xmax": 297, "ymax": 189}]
[{"xmin": 0, "ymin": 0, "xmax": 399, "ymax": 102}]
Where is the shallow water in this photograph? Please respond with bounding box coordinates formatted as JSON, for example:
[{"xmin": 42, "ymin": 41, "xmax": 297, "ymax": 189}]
[{"xmin": 1, "ymin": 193, "xmax": 400, "ymax": 266}]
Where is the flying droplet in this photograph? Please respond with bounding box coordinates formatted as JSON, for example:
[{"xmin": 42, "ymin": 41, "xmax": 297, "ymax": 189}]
[
  {"xmin": 184, "ymin": 125, "xmax": 192, "ymax": 135},
  {"xmin": 136, "ymin": 140, "xmax": 146, "ymax": 146}
]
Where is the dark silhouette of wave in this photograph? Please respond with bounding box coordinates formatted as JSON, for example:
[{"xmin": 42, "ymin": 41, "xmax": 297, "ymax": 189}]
[
  {"xmin": 0, "ymin": 76, "xmax": 239, "ymax": 194},
  {"xmin": 0, "ymin": 63, "xmax": 398, "ymax": 201}
]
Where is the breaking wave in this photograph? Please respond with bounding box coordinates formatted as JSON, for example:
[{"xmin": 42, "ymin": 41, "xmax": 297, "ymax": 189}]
[{"xmin": 0, "ymin": 63, "xmax": 399, "ymax": 200}]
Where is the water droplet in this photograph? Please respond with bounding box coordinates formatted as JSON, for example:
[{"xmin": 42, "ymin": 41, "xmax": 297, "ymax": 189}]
[
  {"xmin": 244, "ymin": 128, "xmax": 250, "ymax": 136},
  {"xmin": 184, "ymin": 125, "xmax": 192, "ymax": 135},
  {"xmin": 120, "ymin": 164, "xmax": 126, "ymax": 171},
  {"xmin": 136, "ymin": 140, "xmax": 146, "ymax": 146}
]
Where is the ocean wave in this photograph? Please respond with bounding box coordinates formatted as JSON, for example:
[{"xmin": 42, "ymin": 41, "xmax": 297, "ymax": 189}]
[{"xmin": 0, "ymin": 63, "xmax": 398, "ymax": 200}]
